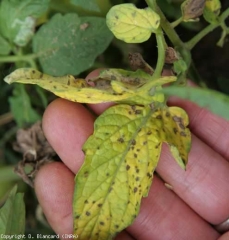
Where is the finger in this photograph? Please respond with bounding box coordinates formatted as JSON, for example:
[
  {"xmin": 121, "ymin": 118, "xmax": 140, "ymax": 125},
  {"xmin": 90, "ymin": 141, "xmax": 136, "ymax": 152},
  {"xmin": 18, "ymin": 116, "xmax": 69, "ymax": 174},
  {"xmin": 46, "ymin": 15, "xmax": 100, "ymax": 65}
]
[
  {"xmin": 34, "ymin": 162, "xmax": 135, "ymax": 240},
  {"xmin": 218, "ymin": 232, "xmax": 229, "ymax": 240},
  {"xmin": 169, "ymin": 94, "xmax": 229, "ymax": 161},
  {"xmin": 42, "ymin": 99, "xmax": 95, "ymax": 173},
  {"xmin": 34, "ymin": 162, "xmax": 74, "ymax": 236},
  {"xmin": 156, "ymin": 134, "xmax": 229, "ymax": 224},
  {"xmin": 128, "ymin": 176, "xmax": 219, "ymax": 240}
]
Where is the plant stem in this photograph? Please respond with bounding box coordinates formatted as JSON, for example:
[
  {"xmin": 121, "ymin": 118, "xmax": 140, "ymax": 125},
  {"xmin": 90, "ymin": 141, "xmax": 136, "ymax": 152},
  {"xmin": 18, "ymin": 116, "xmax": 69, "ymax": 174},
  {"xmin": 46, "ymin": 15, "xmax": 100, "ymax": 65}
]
[
  {"xmin": 146, "ymin": 0, "xmax": 185, "ymax": 49},
  {"xmin": 171, "ymin": 17, "xmax": 183, "ymax": 28},
  {"xmin": 185, "ymin": 7, "xmax": 229, "ymax": 50},
  {"xmin": 185, "ymin": 23, "xmax": 218, "ymax": 50},
  {"xmin": 153, "ymin": 30, "xmax": 166, "ymax": 79},
  {"xmin": 0, "ymin": 54, "xmax": 37, "ymax": 64}
]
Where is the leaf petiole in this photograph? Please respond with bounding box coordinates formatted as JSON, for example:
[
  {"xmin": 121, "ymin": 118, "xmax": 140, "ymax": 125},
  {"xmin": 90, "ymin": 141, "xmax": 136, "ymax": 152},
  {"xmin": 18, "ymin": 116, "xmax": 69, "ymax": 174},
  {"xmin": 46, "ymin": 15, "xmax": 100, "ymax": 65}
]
[
  {"xmin": 0, "ymin": 53, "xmax": 38, "ymax": 64},
  {"xmin": 185, "ymin": 7, "xmax": 229, "ymax": 50},
  {"xmin": 152, "ymin": 29, "xmax": 166, "ymax": 80}
]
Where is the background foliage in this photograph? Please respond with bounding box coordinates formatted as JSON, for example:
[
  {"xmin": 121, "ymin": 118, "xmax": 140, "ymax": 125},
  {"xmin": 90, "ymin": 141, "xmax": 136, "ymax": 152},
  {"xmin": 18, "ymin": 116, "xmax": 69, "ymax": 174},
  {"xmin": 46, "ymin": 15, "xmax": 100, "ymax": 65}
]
[{"xmin": 0, "ymin": 0, "xmax": 229, "ymax": 236}]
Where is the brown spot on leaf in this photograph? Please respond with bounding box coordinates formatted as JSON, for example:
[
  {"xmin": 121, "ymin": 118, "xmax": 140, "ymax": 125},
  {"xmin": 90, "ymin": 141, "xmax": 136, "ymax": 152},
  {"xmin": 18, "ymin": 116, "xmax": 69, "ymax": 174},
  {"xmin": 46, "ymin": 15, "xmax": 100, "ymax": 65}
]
[
  {"xmin": 180, "ymin": 131, "xmax": 187, "ymax": 137},
  {"xmin": 133, "ymin": 187, "xmax": 138, "ymax": 193},
  {"xmin": 118, "ymin": 137, "xmax": 124, "ymax": 143},
  {"xmin": 147, "ymin": 131, "xmax": 152, "ymax": 135},
  {"xmin": 179, "ymin": 123, "xmax": 185, "ymax": 130},
  {"xmin": 165, "ymin": 111, "xmax": 170, "ymax": 117},
  {"xmin": 86, "ymin": 211, "xmax": 91, "ymax": 216},
  {"xmin": 98, "ymin": 203, "xmax": 102, "ymax": 208},
  {"xmin": 173, "ymin": 116, "xmax": 181, "ymax": 122},
  {"xmin": 173, "ymin": 128, "xmax": 178, "ymax": 134},
  {"xmin": 126, "ymin": 165, "xmax": 130, "ymax": 170},
  {"xmin": 156, "ymin": 115, "xmax": 162, "ymax": 119},
  {"xmin": 100, "ymin": 222, "xmax": 105, "ymax": 226},
  {"xmin": 135, "ymin": 110, "xmax": 142, "ymax": 115},
  {"xmin": 134, "ymin": 153, "xmax": 137, "ymax": 158}
]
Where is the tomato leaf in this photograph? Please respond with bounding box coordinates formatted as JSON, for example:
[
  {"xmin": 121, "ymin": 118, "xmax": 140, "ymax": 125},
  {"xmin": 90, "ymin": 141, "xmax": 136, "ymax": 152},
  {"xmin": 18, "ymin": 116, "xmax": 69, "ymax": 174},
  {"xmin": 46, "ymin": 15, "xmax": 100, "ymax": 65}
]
[
  {"xmin": 106, "ymin": 3, "xmax": 160, "ymax": 43},
  {"xmin": 33, "ymin": 13, "xmax": 113, "ymax": 76},
  {"xmin": 73, "ymin": 104, "xmax": 191, "ymax": 239},
  {"xmin": 4, "ymin": 68, "xmax": 176, "ymax": 105},
  {"xmin": 0, "ymin": 186, "xmax": 25, "ymax": 234}
]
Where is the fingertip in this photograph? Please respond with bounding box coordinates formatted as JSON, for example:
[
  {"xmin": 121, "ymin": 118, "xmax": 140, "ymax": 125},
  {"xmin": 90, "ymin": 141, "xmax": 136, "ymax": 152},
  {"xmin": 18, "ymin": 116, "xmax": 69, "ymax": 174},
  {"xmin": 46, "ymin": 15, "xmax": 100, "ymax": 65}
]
[
  {"xmin": 42, "ymin": 98, "xmax": 94, "ymax": 173},
  {"xmin": 34, "ymin": 162, "xmax": 74, "ymax": 235}
]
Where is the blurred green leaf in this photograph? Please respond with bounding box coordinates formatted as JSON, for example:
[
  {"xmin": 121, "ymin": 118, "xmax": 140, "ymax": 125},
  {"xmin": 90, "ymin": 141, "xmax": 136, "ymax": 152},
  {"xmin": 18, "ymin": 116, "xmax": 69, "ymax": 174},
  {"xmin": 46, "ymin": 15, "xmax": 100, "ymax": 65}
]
[
  {"xmin": 9, "ymin": 84, "xmax": 41, "ymax": 127},
  {"xmin": 0, "ymin": 185, "xmax": 25, "ymax": 234},
  {"xmin": 163, "ymin": 86, "xmax": 229, "ymax": 120},
  {"xmin": 33, "ymin": 13, "xmax": 113, "ymax": 76},
  {"xmin": 0, "ymin": 0, "xmax": 50, "ymax": 47},
  {"xmin": 0, "ymin": 35, "xmax": 11, "ymax": 55},
  {"xmin": 70, "ymin": 0, "xmax": 100, "ymax": 12}
]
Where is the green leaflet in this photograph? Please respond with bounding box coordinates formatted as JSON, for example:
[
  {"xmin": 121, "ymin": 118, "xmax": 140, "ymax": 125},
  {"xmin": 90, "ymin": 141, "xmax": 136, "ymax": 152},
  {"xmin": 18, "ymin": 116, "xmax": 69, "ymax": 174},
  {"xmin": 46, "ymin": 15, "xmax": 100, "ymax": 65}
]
[
  {"xmin": 0, "ymin": 35, "xmax": 11, "ymax": 55},
  {"xmin": 106, "ymin": 4, "xmax": 160, "ymax": 43},
  {"xmin": 203, "ymin": 0, "xmax": 221, "ymax": 24},
  {"xmin": 33, "ymin": 13, "xmax": 113, "ymax": 76},
  {"xmin": 0, "ymin": 0, "xmax": 50, "ymax": 47},
  {"xmin": 163, "ymin": 86, "xmax": 229, "ymax": 120},
  {"xmin": 0, "ymin": 186, "xmax": 25, "ymax": 234},
  {"xmin": 9, "ymin": 84, "xmax": 41, "ymax": 127},
  {"xmin": 73, "ymin": 104, "xmax": 191, "ymax": 239},
  {"xmin": 4, "ymin": 68, "xmax": 176, "ymax": 105},
  {"xmin": 70, "ymin": 0, "xmax": 100, "ymax": 12}
]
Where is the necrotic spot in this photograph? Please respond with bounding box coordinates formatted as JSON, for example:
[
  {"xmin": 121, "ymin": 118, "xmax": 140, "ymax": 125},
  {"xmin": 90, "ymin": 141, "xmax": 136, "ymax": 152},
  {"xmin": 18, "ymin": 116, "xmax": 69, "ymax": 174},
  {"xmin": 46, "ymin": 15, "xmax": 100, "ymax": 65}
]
[{"xmin": 86, "ymin": 211, "xmax": 91, "ymax": 216}]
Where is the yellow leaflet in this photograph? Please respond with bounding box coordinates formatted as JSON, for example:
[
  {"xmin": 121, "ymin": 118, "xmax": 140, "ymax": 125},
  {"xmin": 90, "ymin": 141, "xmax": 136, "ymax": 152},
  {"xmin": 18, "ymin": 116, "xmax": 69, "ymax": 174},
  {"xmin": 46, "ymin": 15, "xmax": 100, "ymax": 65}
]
[
  {"xmin": 4, "ymin": 68, "xmax": 176, "ymax": 105},
  {"xmin": 106, "ymin": 3, "xmax": 160, "ymax": 43},
  {"xmin": 73, "ymin": 104, "xmax": 191, "ymax": 239},
  {"xmin": 205, "ymin": 0, "xmax": 221, "ymax": 14},
  {"xmin": 203, "ymin": 0, "xmax": 221, "ymax": 23}
]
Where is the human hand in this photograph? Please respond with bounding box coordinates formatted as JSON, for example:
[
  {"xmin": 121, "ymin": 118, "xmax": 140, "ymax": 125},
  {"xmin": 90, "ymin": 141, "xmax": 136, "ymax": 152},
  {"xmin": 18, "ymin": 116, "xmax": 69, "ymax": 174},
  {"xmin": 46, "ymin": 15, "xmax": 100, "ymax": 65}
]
[{"xmin": 35, "ymin": 70, "xmax": 229, "ymax": 240}]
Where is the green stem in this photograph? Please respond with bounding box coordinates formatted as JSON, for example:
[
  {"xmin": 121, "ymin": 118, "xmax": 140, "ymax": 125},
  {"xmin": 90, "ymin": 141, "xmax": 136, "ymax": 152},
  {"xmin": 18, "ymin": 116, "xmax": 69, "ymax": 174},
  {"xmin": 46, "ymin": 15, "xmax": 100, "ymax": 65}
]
[
  {"xmin": 0, "ymin": 53, "xmax": 38, "ymax": 64},
  {"xmin": 185, "ymin": 23, "xmax": 219, "ymax": 50},
  {"xmin": 171, "ymin": 17, "xmax": 183, "ymax": 28},
  {"xmin": 145, "ymin": 0, "xmax": 185, "ymax": 49},
  {"xmin": 153, "ymin": 30, "xmax": 166, "ymax": 79},
  {"xmin": 185, "ymin": 7, "xmax": 229, "ymax": 50}
]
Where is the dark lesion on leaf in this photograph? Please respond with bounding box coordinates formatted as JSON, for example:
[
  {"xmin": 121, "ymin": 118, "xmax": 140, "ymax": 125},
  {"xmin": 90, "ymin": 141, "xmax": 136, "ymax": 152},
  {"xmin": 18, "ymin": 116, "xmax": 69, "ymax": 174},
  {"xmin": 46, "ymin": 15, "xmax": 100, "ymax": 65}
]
[
  {"xmin": 180, "ymin": 131, "xmax": 187, "ymax": 137},
  {"xmin": 135, "ymin": 110, "xmax": 142, "ymax": 115},
  {"xmin": 156, "ymin": 115, "xmax": 162, "ymax": 119},
  {"xmin": 126, "ymin": 165, "xmax": 130, "ymax": 170},
  {"xmin": 100, "ymin": 221, "xmax": 105, "ymax": 226},
  {"xmin": 85, "ymin": 211, "xmax": 91, "ymax": 216},
  {"xmin": 173, "ymin": 128, "xmax": 178, "ymax": 134},
  {"xmin": 84, "ymin": 171, "xmax": 89, "ymax": 178},
  {"xmin": 133, "ymin": 187, "xmax": 138, "ymax": 193},
  {"xmin": 118, "ymin": 137, "xmax": 124, "ymax": 143}
]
